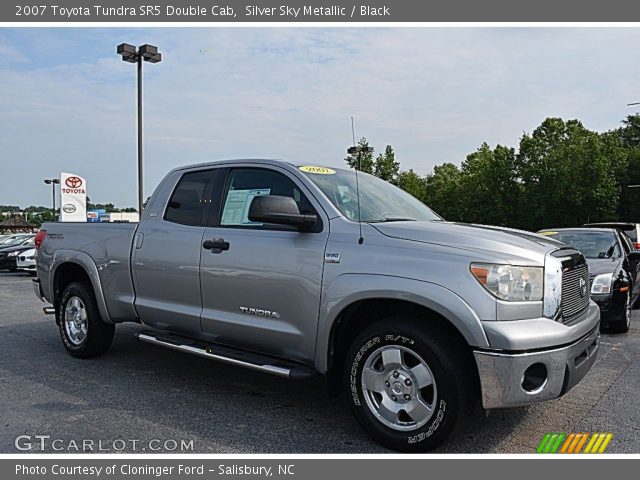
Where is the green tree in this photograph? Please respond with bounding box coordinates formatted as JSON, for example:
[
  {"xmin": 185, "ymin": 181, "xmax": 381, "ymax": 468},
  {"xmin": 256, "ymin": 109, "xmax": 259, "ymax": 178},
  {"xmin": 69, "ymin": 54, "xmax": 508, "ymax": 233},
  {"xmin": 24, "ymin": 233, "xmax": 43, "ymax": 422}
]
[
  {"xmin": 396, "ymin": 169, "xmax": 428, "ymax": 203},
  {"xmin": 344, "ymin": 137, "xmax": 374, "ymax": 174},
  {"xmin": 612, "ymin": 115, "xmax": 640, "ymax": 222},
  {"xmin": 423, "ymin": 163, "xmax": 462, "ymax": 220},
  {"xmin": 0, "ymin": 205, "xmax": 20, "ymax": 213},
  {"xmin": 374, "ymin": 145, "xmax": 400, "ymax": 183},
  {"xmin": 457, "ymin": 143, "xmax": 519, "ymax": 226},
  {"xmin": 516, "ymin": 118, "xmax": 621, "ymax": 230}
]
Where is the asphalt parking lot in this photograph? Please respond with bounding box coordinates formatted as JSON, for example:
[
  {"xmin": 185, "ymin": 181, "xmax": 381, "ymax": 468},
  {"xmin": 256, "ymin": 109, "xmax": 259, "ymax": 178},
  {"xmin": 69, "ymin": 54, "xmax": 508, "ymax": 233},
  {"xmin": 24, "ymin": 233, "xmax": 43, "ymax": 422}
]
[{"xmin": 1, "ymin": 271, "xmax": 639, "ymax": 454}]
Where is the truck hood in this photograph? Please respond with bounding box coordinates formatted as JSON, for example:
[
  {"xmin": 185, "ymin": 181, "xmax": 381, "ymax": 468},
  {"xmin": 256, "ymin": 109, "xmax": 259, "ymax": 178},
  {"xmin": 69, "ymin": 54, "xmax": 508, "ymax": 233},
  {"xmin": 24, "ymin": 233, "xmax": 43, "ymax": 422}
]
[{"xmin": 372, "ymin": 221, "xmax": 563, "ymax": 265}]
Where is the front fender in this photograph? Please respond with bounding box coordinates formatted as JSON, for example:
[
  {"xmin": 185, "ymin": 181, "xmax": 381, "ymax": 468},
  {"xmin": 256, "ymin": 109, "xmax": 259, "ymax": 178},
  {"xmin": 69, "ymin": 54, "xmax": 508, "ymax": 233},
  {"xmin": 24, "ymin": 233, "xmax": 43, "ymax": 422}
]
[
  {"xmin": 314, "ymin": 273, "xmax": 490, "ymax": 373},
  {"xmin": 48, "ymin": 250, "xmax": 113, "ymax": 324}
]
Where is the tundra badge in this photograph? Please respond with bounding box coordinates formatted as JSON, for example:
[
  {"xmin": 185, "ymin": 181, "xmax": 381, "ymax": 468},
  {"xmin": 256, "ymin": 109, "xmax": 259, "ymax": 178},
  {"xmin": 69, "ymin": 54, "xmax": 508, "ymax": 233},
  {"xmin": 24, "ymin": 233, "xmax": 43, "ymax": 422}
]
[{"xmin": 240, "ymin": 306, "xmax": 281, "ymax": 319}]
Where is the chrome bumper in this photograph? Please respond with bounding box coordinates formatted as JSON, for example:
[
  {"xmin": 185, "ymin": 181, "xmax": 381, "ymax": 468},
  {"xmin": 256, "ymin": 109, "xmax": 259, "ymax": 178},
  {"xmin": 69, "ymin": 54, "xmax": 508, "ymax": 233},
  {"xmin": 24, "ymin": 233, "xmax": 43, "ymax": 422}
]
[{"xmin": 474, "ymin": 321, "xmax": 600, "ymax": 409}]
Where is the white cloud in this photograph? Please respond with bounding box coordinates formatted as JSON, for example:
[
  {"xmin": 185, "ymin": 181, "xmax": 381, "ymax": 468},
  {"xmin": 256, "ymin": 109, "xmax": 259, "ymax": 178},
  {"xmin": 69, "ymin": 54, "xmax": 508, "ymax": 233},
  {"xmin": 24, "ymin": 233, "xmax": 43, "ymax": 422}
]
[{"xmin": 1, "ymin": 27, "xmax": 640, "ymax": 207}]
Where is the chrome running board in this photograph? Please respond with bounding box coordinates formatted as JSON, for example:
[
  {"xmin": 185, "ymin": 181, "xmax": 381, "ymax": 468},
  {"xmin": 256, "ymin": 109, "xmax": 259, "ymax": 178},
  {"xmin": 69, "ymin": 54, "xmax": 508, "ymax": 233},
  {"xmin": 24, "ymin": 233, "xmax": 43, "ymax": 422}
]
[{"xmin": 136, "ymin": 331, "xmax": 316, "ymax": 380}]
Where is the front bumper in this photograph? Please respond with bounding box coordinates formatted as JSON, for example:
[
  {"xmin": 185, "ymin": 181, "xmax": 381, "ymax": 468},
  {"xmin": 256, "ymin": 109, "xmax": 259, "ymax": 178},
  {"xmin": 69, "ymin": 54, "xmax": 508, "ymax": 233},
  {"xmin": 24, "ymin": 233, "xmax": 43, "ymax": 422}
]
[
  {"xmin": 592, "ymin": 291, "xmax": 625, "ymax": 326},
  {"xmin": 474, "ymin": 304, "xmax": 600, "ymax": 409}
]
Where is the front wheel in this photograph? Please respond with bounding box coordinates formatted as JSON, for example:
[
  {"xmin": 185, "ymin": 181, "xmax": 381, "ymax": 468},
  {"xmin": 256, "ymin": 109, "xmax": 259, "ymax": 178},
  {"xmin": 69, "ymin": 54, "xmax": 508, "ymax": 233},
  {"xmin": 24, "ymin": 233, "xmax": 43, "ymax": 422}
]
[
  {"xmin": 609, "ymin": 291, "xmax": 631, "ymax": 333},
  {"xmin": 344, "ymin": 317, "xmax": 476, "ymax": 452},
  {"xmin": 58, "ymin": 282, "xmax": 115, "ymax": 358}
]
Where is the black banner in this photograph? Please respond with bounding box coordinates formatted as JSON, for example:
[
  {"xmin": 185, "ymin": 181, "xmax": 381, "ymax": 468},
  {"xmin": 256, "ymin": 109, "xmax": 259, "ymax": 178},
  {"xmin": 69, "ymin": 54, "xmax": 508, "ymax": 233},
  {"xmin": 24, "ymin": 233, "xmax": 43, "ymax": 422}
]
[{"xmin": 4, "ymin": 0, "xmax": 640, "ymax": 22}]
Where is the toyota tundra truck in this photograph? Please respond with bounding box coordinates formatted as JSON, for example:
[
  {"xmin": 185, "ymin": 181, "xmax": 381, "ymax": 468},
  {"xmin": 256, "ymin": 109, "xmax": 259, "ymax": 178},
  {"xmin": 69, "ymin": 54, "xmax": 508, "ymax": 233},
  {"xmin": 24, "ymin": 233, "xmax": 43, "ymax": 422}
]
[{"xmin": 32, "ymin": 159, "xmax": 600, "ymax": 452}]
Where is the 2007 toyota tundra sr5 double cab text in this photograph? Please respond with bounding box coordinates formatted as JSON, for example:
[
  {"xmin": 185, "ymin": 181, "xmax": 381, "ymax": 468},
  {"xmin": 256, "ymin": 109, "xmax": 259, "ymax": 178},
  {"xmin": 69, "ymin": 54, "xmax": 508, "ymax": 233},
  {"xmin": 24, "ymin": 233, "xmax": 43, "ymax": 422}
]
[{"xmin": 33, "ymin": 159, "xmax": 600, "ymax": 451}]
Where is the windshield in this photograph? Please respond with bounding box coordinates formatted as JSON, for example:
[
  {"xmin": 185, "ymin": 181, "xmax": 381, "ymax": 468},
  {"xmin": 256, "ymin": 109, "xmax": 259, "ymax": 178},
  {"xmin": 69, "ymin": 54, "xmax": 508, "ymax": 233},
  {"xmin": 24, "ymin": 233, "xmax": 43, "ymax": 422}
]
[
  {"xmin": 1, "ymin": 236, "xmax": 31, "ymax": 247},
  {"xmin": 539, "ymin": 230, "xmax": 620, "ymax": 259},
  {"xmin": 301, "ymin": 168, "xmax": 441, "ymax": 223}
]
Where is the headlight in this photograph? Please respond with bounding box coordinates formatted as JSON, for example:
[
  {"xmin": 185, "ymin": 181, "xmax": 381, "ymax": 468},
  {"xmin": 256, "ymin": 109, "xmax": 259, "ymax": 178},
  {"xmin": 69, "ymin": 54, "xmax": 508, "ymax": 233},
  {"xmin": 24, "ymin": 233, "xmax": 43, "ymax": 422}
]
[
  {"xmin": 591, "ymin": 273, "xmax": 613, "ymax": 294},
  {"xmin": 471, "ymin": 263, "xmax": 544, "ymax": 301},
  {"xmin": 8, "ymin": 251, "xmax": 19, "ymax": 257}
]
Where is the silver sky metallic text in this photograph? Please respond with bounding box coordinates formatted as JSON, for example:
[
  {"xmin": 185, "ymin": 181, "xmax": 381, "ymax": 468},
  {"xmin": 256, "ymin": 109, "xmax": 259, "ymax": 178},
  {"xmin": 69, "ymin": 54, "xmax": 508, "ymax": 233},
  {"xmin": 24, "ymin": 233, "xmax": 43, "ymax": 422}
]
[{"xmin": 245, "ymin": 5, "xmax": 348, "ymax": 18}]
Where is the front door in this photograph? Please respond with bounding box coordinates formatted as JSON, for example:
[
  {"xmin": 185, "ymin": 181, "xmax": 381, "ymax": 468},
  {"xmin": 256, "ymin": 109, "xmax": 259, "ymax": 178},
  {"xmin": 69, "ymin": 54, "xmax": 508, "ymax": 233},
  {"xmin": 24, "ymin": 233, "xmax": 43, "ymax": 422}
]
[{"xmin": 199, "ymin": 166, "xmax": 329, "ymax": 363}]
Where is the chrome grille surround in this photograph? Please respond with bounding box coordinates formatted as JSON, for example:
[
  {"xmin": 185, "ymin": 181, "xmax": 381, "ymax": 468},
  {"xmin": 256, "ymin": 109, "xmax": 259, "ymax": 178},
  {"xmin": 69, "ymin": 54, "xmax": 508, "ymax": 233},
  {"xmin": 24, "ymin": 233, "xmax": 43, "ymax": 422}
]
[{"xmin": 552, "ymin": 249, "xmax": 590, "ymax": 322}]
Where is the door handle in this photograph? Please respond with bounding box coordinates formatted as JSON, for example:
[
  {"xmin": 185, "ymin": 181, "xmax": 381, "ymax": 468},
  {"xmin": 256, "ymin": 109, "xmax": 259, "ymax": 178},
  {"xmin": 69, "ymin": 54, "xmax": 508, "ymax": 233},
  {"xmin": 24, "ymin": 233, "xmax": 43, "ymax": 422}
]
[{"xmin": 203, "ymin": 238, "xmax": 230, "ymax": 253}]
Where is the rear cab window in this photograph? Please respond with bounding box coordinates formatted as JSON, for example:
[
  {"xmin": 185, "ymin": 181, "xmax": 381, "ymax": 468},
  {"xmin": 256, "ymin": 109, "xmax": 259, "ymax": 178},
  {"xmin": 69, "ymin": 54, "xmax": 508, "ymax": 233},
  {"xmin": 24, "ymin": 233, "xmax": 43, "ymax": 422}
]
[{"xmin": 164, "ymin": 170, "xmax": 213, "ymax": 226}]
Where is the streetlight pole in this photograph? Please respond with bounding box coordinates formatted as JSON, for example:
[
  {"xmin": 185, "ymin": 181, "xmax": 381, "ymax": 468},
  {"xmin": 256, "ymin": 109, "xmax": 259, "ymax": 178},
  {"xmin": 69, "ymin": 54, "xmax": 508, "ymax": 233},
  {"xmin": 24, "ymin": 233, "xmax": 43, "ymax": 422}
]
[
  {"xmin": 117, "ymin": 43, "xmax": 162, "ymax": 216},
  {"xmin": 43, "ymin": 178, "xmax": 60, "ymax": 221}
]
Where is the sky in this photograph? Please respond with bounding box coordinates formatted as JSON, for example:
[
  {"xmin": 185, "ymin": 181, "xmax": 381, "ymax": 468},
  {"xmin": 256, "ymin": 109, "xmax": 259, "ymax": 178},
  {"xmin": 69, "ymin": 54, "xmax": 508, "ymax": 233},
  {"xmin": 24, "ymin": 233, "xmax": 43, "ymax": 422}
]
[{"xmin": 1, "ymin": 27, "xmax": 640, "ymax": 208}]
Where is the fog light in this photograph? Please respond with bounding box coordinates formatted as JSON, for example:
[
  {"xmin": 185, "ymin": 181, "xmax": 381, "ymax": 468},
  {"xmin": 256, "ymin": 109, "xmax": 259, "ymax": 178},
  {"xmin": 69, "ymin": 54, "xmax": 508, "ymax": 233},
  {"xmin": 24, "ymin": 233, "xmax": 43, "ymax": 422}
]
[{"xmin": 522, "ymin": 363, "xmax": 547, "ymax": 393}]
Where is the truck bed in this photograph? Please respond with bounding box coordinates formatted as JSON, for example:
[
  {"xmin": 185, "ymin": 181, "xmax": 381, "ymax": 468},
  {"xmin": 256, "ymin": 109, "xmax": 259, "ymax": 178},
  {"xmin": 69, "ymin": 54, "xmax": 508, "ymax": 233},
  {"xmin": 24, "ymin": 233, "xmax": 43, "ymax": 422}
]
[{"xmin": 37, "ymin": 221, "xmax": 139, "ymax": 323}]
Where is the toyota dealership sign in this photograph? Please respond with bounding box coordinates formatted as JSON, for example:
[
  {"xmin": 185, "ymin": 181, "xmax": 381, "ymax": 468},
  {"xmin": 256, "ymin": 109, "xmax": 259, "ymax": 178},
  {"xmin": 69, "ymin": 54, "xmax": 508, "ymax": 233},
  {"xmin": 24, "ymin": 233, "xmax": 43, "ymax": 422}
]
[{"xmin": 60, "ymin": 172, "xmax": 87, "ymax": 222}]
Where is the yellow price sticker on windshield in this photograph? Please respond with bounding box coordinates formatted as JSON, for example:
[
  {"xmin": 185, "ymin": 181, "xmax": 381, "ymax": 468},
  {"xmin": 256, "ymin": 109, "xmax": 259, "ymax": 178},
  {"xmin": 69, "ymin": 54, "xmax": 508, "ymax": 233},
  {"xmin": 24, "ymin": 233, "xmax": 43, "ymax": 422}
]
[
  {"xmin": 299, "ymin": 166, "xmax": 336, "ymax": 175},
  {"xmin": 539, "ymin": 231, "xmax": 558, "ymax": 236}
]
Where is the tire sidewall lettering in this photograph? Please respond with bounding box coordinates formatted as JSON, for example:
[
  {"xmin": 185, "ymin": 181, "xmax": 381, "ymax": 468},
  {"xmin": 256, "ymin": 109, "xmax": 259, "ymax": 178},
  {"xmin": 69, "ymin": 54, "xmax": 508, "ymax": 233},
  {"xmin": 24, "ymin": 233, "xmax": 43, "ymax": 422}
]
[{"xmin": 349, "ymin": 333, "xmax": 449, "ymax": 443}]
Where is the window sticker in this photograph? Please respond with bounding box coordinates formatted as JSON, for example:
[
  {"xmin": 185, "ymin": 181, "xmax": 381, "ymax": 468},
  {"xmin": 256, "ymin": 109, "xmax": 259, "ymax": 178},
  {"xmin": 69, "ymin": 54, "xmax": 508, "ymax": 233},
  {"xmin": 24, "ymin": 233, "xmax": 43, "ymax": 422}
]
[
  {"xmin": 221, "ymin": 188, "xmax": 271, "ymax": 226},
  {"xmin": 299, "ymin": 166, "xmax": 336, "ymax": 175}
]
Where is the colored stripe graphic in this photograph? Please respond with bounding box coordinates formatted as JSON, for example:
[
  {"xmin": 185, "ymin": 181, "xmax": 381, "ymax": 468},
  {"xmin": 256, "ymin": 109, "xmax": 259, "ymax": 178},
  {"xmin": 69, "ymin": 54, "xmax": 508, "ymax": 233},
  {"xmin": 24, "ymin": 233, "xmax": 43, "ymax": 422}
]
[
  {"xmin": 573, "ymin": 433, "xmax": 589, "ymax": 453},
  {"xmin": 538, "ymin": 433, "xmax": 612, "ymax": 453},
  {"xmin": 537, "ymin": 434, "xmax": 552, "ymax": 453},
  {"xmin": 584, "ymin": 433, "xmax": 599, "ymax": 453},
  {"xmin": 597, "ymin": 434, "xmax": 613, "ymax": 453},
  {"xmin": 560, "ymin": 433, "xmax": 575, "ymax": 453}
]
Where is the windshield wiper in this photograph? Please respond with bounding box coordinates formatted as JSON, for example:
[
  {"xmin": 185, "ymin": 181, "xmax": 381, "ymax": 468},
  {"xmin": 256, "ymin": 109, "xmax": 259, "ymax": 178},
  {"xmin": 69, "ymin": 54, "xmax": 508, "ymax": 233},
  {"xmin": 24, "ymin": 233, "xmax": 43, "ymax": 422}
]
[{"xmin": 369, "ymin": 217, "xmax": 417, "ymax": 223}]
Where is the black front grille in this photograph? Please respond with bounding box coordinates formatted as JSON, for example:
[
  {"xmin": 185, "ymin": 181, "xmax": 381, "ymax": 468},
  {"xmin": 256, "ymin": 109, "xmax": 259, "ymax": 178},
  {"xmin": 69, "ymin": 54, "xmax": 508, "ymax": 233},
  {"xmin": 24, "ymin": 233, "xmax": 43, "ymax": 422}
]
[{"xmin": 561, "ymin": 262, "xmax": 590, "ymax": 320}]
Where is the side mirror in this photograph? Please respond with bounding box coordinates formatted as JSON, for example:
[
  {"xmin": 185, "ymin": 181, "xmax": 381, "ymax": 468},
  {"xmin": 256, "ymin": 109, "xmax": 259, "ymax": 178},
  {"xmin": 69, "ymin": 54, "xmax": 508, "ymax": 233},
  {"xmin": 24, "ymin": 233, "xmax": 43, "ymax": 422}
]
[
  {"xmin": 248, "ymin": 195, "xmax": 317, "ymax": 231},
  {"xmin": 627, "ymin": 251, "xmax": 640, "ymax": 264}
]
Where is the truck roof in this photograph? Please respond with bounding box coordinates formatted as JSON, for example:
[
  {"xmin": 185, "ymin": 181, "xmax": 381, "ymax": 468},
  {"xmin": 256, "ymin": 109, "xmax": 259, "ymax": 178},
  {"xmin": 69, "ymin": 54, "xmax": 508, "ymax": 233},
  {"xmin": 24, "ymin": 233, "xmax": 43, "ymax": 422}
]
[{"xmin": 169, "ymin": 158, "xmax": 349, "ymax": 174}]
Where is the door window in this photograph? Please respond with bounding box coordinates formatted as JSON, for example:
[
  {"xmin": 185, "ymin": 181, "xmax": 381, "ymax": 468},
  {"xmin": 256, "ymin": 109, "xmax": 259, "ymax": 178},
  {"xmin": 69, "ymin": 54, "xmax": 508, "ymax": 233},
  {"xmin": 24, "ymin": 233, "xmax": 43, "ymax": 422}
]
[
  {"xmin": 164, "ymin": 170, "xmax": 212, "ymax": 226},
  {"xmin": 620, "ymin": 232, "xmax": 633, "ymax": 255},
  {"xmin": 220, "ymin": 168, "xmax": 315, "ymax": 229}
]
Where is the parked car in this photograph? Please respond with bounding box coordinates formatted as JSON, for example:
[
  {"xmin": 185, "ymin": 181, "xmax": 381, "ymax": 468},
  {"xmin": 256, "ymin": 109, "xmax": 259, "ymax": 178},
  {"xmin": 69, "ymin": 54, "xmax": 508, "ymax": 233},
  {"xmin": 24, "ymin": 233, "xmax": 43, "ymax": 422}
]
[
  {"xmin": 0, "ymin": 233, "xmax": 33, "ymax": 247},
  {"xmin": 17, "ymin": 248, "xmax": 36, "ymax": 275},
  {"xmin": 538, "ymin": 227, "xmax": 640, "ymax": 333},
  {"xmin": 0, "ymin": 237, "xmax": 36, "ymax": 272},
  {"xmin": 33, "ymin": 160, "xmax": 601, "ymax": 452},
  {"xmin": 584, "ymin": 222, "xmax": 640, "ymax": 250}
]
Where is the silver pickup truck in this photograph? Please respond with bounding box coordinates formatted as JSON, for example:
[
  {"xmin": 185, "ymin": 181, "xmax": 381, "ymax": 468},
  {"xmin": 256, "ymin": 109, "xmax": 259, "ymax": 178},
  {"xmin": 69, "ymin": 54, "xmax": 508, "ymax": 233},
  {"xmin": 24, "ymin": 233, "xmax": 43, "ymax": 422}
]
[{"xmin": 33, "ymin": 159, "xmax": 600, "ymax": 452}]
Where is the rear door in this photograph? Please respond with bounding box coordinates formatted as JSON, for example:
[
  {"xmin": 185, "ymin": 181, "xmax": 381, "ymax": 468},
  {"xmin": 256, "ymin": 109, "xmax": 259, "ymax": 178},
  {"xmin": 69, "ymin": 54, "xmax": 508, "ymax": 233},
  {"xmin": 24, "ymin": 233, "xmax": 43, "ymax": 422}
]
[
  {"xmin": 132, "ymin": 168, "xmax": 218, "ymax": 337},
  {"xmin": 198, "ymin": 166, "xmax": 329, "ymax": 363}
]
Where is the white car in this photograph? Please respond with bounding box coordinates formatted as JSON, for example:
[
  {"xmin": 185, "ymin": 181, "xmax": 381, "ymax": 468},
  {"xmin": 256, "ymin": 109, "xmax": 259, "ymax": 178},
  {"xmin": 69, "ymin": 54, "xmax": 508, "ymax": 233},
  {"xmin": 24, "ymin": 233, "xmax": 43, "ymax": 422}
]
[{"xmin": 16, "ymin": 248, "xmax": 36, "ymax": 275}]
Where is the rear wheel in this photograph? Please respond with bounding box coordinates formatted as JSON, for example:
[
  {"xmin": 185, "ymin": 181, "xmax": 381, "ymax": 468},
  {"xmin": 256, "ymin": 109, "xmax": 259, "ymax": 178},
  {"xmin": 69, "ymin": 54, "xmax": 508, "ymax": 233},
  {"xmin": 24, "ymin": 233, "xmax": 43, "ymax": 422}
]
[
  {"xmin": 609, "ymin": 291, "xmax": 631, "ymax": 333},
  {"xmin": 58, "ymin": 282, "xmax": 115, "ymax": 358},
  {"xmin": 344, "ymin": 316, "xmax": 476, "ymax": 452}
]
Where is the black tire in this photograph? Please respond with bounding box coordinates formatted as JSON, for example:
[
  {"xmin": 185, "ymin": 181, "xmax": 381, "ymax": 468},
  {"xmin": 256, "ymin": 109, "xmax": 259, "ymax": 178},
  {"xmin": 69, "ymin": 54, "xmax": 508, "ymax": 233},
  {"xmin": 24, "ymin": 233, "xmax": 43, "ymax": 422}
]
[
  {"xmin": 609, "ymin": 291, "xmax": 631, "ymax": 333},
  {"xmin": 345, "ymin": 316, "xmax": 477, "ymax": 452},
  {"xmin": 58, "ymin": 281, "xmax": 115, "ymax": 358}
]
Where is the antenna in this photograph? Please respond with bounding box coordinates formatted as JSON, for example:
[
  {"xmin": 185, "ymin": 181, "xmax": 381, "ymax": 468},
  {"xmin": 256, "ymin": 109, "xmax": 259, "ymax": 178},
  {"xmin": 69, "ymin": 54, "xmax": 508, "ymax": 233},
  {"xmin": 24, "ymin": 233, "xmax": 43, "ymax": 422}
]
[{"xmin": 348, "ymin": 116, "xmax": 365, "ymax": 245}]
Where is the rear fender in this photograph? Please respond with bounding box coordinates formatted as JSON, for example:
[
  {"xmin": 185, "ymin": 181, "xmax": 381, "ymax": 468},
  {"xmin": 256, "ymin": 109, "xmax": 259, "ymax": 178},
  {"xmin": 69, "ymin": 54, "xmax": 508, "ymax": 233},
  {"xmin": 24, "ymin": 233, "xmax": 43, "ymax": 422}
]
[{"xmin": 49, "ymin": 250, "xmax": 113, "ymax": 324}]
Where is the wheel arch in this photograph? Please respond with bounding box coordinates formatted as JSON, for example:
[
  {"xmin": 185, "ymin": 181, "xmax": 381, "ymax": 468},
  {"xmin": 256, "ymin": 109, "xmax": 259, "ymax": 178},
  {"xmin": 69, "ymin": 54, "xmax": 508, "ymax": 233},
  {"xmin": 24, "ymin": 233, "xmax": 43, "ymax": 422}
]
[
  {"xmin": 50, "ymin": 250, "xmax": 113, "ymax": 324},
  {"xmin": 316, "ymin": 275, "xmax": 489, "ymax": 393}
]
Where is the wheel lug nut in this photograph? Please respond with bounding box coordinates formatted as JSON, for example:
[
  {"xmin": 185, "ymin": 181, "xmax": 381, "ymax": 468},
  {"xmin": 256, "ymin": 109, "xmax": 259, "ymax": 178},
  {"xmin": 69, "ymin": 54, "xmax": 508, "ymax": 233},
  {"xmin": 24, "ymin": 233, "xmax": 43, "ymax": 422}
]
[
  {"xmin": 391, "ymin": 395, "xmax": 397, "ymax": 401},
  {"xmin": 385, "ymin": 381, "xmax": 390, "ymax": 387},
  {"xmin": 404, "ymin": 394, "xmax": 411, "ymax": 400},
  {"xmin": 404, "ymin": 379, "xmax": 412, "ymax": 386},
  {"xmin": 393, "ymin": 371, "xmax": 399, "ymax": 378}
]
